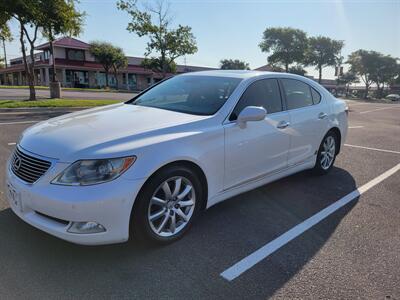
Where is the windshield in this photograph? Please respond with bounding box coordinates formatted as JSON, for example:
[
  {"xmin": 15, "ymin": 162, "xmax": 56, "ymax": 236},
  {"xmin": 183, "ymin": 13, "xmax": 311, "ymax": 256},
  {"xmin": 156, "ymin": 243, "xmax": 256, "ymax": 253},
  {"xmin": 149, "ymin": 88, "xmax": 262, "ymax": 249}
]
[{"xmin": 131, "ymin": 75, "xmax": 242, "ymax": 115}]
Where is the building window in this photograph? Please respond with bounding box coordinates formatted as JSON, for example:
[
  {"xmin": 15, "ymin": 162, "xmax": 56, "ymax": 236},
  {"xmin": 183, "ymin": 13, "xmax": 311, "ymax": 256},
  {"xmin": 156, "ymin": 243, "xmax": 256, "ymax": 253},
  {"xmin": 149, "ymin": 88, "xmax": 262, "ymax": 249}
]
[
  {"xmin": 128, "ymin": 74, "xmax": 137, "ymax": 88},
  {"xmin": 66, "ymin": 70, "xmax": 88, "ymax": 87},
  {"xmin": 10, "ymin": 60, "xmax": 23, "ymax": 66},
  {"xmin": 66, "ymin": 49, "xmax": 85, "ymax": 61},
  {"xmin": 43, "ymin": 50, "xmax": 50, "ymax": 60}
]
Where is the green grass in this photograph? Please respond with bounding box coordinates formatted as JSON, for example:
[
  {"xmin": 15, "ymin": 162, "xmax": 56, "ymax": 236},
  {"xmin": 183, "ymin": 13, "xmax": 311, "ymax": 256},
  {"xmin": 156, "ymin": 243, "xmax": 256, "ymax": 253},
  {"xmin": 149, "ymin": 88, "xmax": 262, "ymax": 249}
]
[
  {"xmin": 0, "ymin": 85, "xmax": 49, "ymax": 90},
  {"xmin": 0, "ymin": 85, "xmax": 131, "ymax": 93},
  {"xmin": 0, "ymin": 99, "xmax": 121, "ymax": 108}
]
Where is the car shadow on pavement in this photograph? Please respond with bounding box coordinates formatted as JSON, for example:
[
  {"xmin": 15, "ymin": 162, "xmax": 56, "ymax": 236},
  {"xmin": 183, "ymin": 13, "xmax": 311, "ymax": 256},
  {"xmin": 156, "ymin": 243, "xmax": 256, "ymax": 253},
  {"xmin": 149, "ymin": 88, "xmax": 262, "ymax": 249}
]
[{"xmin": 0, "ymin": 167, "xmax": 357, "ymax": 299}]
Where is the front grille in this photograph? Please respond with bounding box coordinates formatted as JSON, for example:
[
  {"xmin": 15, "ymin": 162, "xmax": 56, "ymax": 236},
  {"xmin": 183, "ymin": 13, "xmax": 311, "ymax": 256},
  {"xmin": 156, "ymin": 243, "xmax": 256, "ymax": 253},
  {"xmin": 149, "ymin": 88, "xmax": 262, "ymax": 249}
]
[{"xmin": 10, "ymin": 147, "xmax": 52, "ymax": 184}]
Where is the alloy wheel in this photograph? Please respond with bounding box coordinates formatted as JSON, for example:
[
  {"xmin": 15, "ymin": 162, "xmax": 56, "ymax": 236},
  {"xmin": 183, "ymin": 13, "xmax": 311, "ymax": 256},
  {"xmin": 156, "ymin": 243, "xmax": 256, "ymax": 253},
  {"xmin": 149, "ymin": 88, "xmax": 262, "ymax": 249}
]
[
  {"xmin": 147, "ymin": 176, "xmax": 196, "ymax": 237},
  {"xmin": 320, "ymin": 135, "xmax": 336, "ymax": 170}
]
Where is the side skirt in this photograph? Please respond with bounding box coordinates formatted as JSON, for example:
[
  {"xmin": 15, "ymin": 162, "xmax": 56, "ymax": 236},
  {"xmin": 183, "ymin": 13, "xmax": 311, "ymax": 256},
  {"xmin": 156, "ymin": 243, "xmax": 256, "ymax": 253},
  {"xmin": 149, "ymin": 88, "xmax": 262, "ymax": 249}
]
[{"xmin": 206, "ymin": 158, "xmax": 315, "ymax": 209}]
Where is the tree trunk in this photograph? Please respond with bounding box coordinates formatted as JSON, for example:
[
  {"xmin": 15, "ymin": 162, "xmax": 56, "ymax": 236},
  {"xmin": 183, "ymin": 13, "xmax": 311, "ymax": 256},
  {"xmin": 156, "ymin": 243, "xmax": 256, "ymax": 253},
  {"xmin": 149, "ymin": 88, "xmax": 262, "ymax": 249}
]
[
  {"xmin": 114, "ymin": 68, "xmax": 119, "ymax": 90},
  {"xmin": 28, "ymin": 41, "xmax": 37, "ymax": 100},
  {"xmin": 19, "ymin": 22, "xmax": 36, "ymax": 100},
  {"xmin": 364, "ymin": 84, "xmax": 369, "ymax": 99},
  {"xmin": 376, "ymin": 83, "xmax": 381, "ymax": 99},
  {"xmin": 50, "ymin": 39, "xmax": 57, "ymax": 82},
  {"xmin": 105, "ymin": 70, "xmax": 109, "ymax": 89},
  {"xmin": 161, "ymin": 51, "xmax": 167, "ymax": 78},
  {"xmin": 2, "ymin": 38, "xmax": 7, "ymax": 68},
  {"xmin": 285, "ymin": 62, "xmax": 289, "ymax": 73},
  {"xmin": 318, "ymin": 66, "xmax": 322, "ymax": 84}
]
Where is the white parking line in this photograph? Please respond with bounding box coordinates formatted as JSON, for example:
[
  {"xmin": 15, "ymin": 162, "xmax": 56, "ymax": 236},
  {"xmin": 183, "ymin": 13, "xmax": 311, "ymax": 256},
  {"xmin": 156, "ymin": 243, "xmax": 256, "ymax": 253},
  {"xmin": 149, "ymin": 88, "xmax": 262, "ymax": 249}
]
[
  {"xmin": 0, "ymin": 120, "xmax": 38, "ymax": 125},
  {"xmin": 220, "ymin": 162, "xmax": 400, "ymax": 281},
  {"xmin": 346, "ymin": 102, "xmax": 370, "ymax": 106},
  {"xmin": 7, "ymin": 142, "xmax": 16, "ymax": 146},
  {"xmin": 344, "ymin": 144, "xmax": 400, "ymax": 155},
  {"xmin": 359, "ymin": 106, "xmax": 400, "ymax": 114},
  {"xmin": 348, "ymin": 126, "xmax": 364, "ymax": 129}
]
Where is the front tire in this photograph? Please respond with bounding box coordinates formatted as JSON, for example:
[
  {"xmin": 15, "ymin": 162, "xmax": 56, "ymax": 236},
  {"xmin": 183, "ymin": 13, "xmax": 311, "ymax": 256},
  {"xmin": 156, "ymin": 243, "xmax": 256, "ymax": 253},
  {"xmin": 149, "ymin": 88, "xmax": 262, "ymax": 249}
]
[
  {"xmin": 313, "ymin": 131, "xmax": 338, "ymax": 175},
  {"xmin": 131, "ymin": 165, "xmax": 203, "ymax": 244}
]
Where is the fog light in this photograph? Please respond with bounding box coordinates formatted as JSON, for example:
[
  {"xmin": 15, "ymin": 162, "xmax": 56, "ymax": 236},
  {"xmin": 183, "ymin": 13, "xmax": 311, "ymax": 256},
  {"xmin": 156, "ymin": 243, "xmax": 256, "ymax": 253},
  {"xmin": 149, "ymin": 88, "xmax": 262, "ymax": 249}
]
[{"xmin": 67, "ymin": 221, "xmax": 106, "ymax": 234}]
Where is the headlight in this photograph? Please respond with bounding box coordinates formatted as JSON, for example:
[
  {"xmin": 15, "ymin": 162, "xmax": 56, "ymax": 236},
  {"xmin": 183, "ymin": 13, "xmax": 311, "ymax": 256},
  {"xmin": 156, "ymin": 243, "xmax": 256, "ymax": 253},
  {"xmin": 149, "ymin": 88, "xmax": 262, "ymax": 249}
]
[{"xmin": 52, "ymin": 156, "xmax": 136, "ymax": 186}]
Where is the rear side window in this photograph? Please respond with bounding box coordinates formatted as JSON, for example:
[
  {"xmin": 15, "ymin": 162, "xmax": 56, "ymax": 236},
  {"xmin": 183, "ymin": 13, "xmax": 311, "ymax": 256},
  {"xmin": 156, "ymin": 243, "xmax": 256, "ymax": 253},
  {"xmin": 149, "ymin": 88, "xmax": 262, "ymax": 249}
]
[
  {"xmin": 281, "ymin": 79, "xmax": 314, "ymax": 110},
  {"xmin": 311, "ymin": 88, "xmax": 321, "ymax": 104},
  {"xmin": 230, "ymin": 79, "xmax": 283, "ymax": 120}
]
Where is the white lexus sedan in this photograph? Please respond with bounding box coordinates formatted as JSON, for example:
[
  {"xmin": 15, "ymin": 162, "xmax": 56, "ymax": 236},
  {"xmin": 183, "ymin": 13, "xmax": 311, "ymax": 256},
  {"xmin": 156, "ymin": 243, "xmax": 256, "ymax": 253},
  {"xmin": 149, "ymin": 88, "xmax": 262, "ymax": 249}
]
[{"xmin": 6, "ymin": 71, "xmax": 348, "ymax": 245}]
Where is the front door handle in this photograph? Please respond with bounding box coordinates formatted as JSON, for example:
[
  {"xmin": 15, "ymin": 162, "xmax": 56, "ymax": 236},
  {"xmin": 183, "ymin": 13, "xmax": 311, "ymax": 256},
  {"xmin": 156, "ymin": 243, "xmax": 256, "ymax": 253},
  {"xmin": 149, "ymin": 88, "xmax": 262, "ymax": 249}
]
[
  {"xmin": 277, "ymin": 121, "xmax": 290, "ymax": 129},
  {"xmin": 318, "ymin": 112, "xmax": 328, "ymax": 119}
]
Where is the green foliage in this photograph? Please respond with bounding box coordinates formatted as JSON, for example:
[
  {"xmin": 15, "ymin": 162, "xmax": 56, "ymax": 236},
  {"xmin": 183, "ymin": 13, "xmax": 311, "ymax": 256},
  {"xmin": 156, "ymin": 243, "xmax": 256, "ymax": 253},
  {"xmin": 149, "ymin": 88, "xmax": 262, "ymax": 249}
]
[
  {"xmin": 142, "ymin": 57, "xmax": 176, "ymax": 73},
  {"xmin": 337, "ymin": 72, "xmax": 358, "ymax": 86},
  {"xmin": 118, "ymin": 0, "xmax": 197, "ymax": 76},
  {"xmin": 336, "ymin": 72, "xmax": 359, "ymax": 96},
  {"xmin": 220, "ymin": 59, "xmax": 250, "ymax": 70},
  {"xmin": 0, "ymin": 0, "xmax": 84, "ymax": 99},
  {"xmin": 89, "ymin": 41, "xmax": 127, "ymax": 88},
  {"xmin": 347, "ymin": 50, "xmax": 399, "ymax": 98},
  {"xmin": 40, "ymin": 0, "xmax": 85, "ymax": 40},
  {"xmin": 369, "ymin": 55, "xmax": 398, "ymax": 97},
  {"xmin": 305, "ymin": 36, "xmax": 344, "ymax": 82},
  {"xmin": 0, "ymin": 15, "xmax": 12, "ymax": 42},
  {"xmin": 288, "ymin": 65, "xmax": 307, "ymax": 76},
  {"xmin": 259, "ymin": 27, "xmax": 308, "ymax": 72}
]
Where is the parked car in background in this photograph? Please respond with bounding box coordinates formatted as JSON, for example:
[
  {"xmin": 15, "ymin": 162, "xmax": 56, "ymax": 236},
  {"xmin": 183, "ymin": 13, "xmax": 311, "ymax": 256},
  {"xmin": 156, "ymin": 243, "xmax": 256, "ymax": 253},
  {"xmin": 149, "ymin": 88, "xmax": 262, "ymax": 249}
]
[
  {"xmin": 386, "ymin": 94, "xmax": 400, "ymax": 101},
  {"xmin": 6, "ymin": 71, "xmax": 348, "ymax": 245}
]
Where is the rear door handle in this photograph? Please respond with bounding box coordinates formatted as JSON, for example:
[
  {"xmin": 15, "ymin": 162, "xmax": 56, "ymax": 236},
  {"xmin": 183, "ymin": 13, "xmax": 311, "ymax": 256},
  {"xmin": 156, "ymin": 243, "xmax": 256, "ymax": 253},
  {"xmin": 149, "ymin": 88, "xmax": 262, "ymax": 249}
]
[
  {"xmin": 277, "ymin": 121, "xmax": 290, "ymax": 129},
  {"xmin": 318, "ymin": 112, "xmax": 328, "ymax": 119}
]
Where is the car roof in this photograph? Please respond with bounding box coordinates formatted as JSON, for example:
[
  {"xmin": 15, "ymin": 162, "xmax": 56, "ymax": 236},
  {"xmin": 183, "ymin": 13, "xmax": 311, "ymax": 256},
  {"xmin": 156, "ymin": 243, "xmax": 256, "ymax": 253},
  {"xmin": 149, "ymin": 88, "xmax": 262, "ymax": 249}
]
[
  {"xmin": 179, "ymin": 70, "xmax": 309, "ymax": 81},
  {"xmin": 180, "ymin": 70, "xmax": 271, "ymax": 79}
]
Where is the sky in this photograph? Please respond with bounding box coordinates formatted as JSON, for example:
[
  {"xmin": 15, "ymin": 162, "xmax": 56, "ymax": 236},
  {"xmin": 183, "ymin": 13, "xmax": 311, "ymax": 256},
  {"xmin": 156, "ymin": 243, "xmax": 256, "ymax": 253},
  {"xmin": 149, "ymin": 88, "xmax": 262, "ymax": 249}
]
[{"xmin": 4, "ymin": 0, "xmax": 400, "ymax": 79}]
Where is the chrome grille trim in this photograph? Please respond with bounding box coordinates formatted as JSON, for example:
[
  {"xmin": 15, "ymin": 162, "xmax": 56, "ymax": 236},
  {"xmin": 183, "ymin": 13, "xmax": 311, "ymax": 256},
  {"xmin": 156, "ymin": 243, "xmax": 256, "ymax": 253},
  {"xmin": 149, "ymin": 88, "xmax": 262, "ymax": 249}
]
[{"xmin": 10, "ymin": 147, "xmax": 52, "ymax": 184}]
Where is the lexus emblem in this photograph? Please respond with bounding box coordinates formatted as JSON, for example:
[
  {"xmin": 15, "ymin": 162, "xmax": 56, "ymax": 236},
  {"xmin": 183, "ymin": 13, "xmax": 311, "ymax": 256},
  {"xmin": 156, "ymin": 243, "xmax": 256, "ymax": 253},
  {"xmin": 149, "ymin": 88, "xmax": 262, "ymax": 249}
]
[{"xmin": 13, "ymin": 156, "xmax": 22, "ymax": 171}]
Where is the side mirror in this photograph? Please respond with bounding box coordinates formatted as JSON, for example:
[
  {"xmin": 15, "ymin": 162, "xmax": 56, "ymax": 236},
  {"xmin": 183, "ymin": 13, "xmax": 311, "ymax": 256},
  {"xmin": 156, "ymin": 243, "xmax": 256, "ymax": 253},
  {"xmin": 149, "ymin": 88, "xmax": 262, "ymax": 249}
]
[{"xmin": 237, "ymin": 106, "xmax": 267, "ymax": 128}]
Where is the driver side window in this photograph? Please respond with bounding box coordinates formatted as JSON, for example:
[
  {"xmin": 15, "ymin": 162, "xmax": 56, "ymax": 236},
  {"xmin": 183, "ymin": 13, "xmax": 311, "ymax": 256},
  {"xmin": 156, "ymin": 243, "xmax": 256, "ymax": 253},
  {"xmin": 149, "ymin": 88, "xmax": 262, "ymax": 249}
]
[{"xmin": 230, "ymin": 79, "xmax": 283, "ymax": 121}]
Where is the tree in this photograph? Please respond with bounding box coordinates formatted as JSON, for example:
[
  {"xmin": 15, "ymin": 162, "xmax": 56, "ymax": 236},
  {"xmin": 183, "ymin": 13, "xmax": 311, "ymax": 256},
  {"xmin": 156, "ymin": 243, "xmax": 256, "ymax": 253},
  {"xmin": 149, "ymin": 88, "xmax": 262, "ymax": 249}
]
[
  {"xmin": 141, "ymin": 56, "xmax": 176, "ymax": 74},
  {"xmin": 259, "ymin": 27, "xmax": 308, "ymax": 72},
  {"xmin": 220, "ymin": 59, "xmax": 250, "ymax": 70},
  {"xmin": 288, "ymin": 65, "xmax": 307, "ymax": 76},
  {"xmin": 90, "ymin": 41, "xmax": 127, "ymax": 89},
  {"xmin": 305, "ymin": 36, "xmax": 344, "ymax": 83},
  {"xmin": 111, "ymin": 48, "xmax": 128, "ymax": 90},
  {"xmin": 40, "ymin": 0, "xmax": 84, "ymax": 88},
  {"xmin": 369, "ymin": 55, "xmax": 398, "ymax": 98},
  {"xmin": 0, "ymin": 0, "xmax": 84, "ymax": 100},
  {"xmin": 337, "ymin": 72, "xmax": 359, "ymax": 96},
  {"xmin": 118, "ymin": 0, "xmax": 198, "ymax": 77},
  {"xmin": 347, "ymin": 50, "xmax": 380, "ymax": 99},
  {"xmin": 1, "ymin": 0, "xmax": 41, "ymax": 99},
  {"xmin": 0, "ymin": 15, "xmax": 13, "ymax": 69}
]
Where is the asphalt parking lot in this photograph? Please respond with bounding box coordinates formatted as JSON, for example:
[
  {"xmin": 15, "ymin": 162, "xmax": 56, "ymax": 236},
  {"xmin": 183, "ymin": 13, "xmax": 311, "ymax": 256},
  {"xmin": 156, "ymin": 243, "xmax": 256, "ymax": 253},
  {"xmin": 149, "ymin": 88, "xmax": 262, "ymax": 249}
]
[{"xmin": 0, "ymin": 100, "xmax": 399, "ymax": 299}]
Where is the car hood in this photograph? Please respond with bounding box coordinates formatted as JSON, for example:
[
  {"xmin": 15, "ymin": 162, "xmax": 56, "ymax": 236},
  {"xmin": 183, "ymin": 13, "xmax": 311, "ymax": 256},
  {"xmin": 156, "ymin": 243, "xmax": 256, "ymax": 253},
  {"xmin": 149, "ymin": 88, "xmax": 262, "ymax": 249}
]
[{"xmin": 20, "ymin": 103, "xmax": 210, "ymax": 162}]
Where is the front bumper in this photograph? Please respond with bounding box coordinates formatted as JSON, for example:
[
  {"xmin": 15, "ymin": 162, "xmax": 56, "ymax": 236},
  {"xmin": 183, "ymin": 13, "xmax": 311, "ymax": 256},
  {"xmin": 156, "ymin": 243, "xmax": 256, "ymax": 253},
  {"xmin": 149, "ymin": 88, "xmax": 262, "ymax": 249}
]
[{"xmin": 5, "ymin": 163, "xmax": 146, "ymax": 245}]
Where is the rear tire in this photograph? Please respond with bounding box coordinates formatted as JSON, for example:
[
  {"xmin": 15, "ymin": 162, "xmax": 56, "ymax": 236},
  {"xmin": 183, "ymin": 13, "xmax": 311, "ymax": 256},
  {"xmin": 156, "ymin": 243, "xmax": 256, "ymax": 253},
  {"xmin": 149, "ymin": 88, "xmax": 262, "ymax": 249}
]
[
  {"xmin": 312, "ymin": 131, "xmax": 338, "ymax": 175},
  {"xmin": 130, "ymin": 165, "xmax": 203, "ymax": 245}
]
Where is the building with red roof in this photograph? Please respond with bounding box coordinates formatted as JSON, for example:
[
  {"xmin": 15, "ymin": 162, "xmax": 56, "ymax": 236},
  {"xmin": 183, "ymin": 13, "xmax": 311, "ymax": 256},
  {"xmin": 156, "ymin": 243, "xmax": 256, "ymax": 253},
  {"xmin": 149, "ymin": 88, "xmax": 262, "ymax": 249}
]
[{"xmin": 0, "ymin": 37, "xmax": 215, "ymax": 90}]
